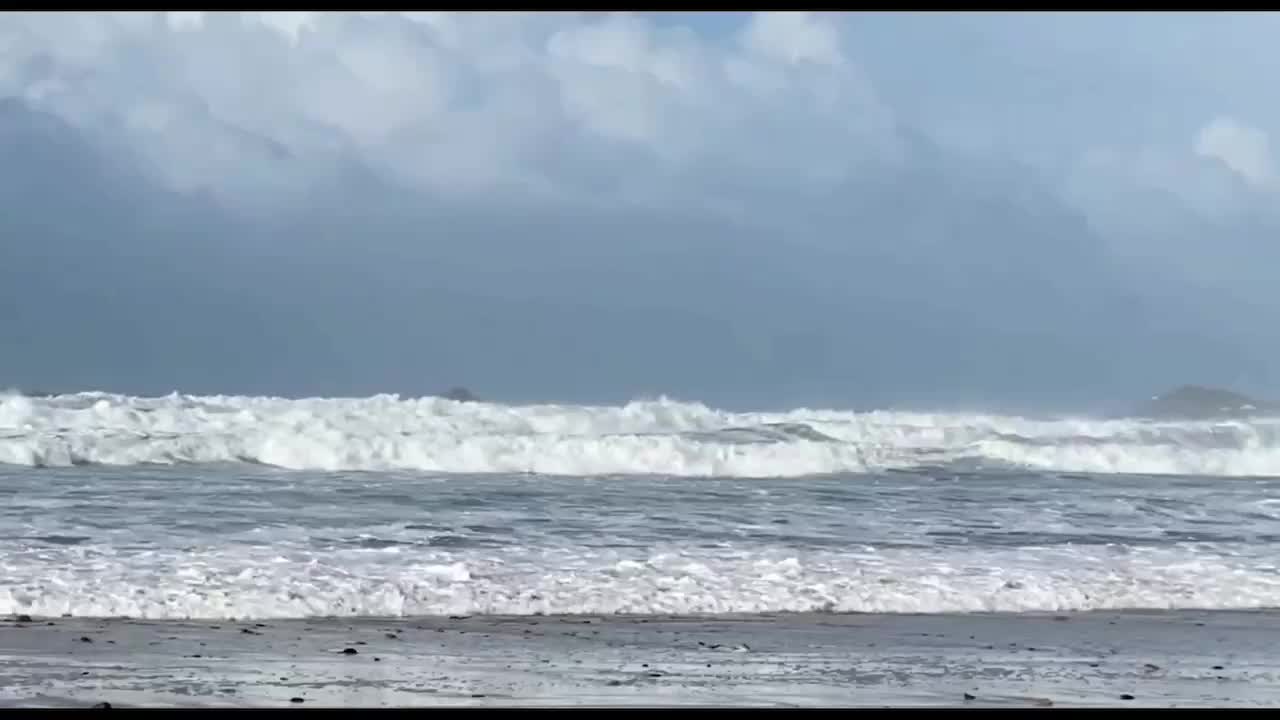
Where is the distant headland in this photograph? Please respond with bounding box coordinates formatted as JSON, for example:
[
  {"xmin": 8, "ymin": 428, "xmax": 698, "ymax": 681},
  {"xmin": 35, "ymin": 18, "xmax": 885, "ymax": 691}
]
[{"xmin": 1133, "ymin": 385, "xmax": 1276, "ymax": 420}]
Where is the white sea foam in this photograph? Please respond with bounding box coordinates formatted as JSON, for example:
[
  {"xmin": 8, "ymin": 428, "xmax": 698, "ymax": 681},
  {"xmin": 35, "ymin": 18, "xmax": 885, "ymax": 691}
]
[
  {"xmin": 3, "ymin": 391, "xmax": 1280, "ymax": 476},
  {"xmin": 3, "ymin": 543, "xmax": 1277, "ymax": 619}
]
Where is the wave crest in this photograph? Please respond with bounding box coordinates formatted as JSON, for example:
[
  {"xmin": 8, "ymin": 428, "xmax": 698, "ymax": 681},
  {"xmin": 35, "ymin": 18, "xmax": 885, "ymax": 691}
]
[{"xmin": 3, "ymin": 391, "xmax": 1280, "ymax": 477}]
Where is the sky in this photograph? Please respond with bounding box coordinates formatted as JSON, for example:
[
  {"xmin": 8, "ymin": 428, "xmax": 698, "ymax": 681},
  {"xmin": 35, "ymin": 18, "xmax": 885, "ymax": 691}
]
[{"xmin": 2, "ymin": 11, "xmax": 1279, "ymax": 412}]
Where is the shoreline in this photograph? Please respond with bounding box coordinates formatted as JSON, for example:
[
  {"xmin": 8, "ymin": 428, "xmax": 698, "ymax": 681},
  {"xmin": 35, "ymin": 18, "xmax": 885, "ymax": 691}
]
[{"xmin": 3, "ymin": 609, "xmax": 1278, "ymax": 707}]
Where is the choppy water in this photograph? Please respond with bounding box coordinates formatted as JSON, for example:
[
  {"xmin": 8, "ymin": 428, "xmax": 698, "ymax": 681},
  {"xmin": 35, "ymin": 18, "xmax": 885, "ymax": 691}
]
[{"xmin": 2, "ymin": 392, "xmax": 1280, "ymax": 619}]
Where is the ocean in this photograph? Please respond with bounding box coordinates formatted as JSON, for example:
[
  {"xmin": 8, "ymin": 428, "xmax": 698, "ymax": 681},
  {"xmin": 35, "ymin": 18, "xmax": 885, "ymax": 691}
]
[{"xmin": 3, "ymin": 391, "xmax": 1280, "ymax": 620}]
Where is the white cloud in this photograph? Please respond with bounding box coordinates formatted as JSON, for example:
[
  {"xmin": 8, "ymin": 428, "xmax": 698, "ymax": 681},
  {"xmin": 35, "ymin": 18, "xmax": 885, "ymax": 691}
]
[
  {"xmin": 739, "ymin": 11, "xmax": 845, "ymax": 67},
  {"xmin": 0, "ymin": 11, "xmax": 898, "ymax": 209},
  {"xmin": 1195, "ymin": 115, "xmax": 1275, "ymax": 188},
  {"xmin": 0, "ymin": 11, "xmax": 1275, "ymax": 234}
]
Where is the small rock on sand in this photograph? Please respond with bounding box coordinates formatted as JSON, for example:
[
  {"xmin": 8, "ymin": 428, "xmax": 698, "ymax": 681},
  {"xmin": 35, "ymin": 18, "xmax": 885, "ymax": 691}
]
[
  {"xmin": 290, "ymin": 697, "xmax": 304, "ymax": 704},
  {"xmin": 342, "ymin": 648, "xmax": 359, "ymax": 655}
]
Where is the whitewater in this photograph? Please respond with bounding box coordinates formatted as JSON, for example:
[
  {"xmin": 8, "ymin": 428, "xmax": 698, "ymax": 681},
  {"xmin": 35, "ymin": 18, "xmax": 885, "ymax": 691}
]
[
  {"xmin": 2, "ymin": 391, "xmax": 1280, "ymax": 620},
  {"xmin": 5, "ymin": 391, "xmax": 1280, "ymax": 477}
]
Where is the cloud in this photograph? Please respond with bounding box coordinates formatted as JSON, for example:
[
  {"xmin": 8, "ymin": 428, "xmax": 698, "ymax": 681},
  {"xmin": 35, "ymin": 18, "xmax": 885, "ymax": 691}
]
[
  {"xmin": 3, "ymin": 12, "xmax": 1280, "ymax": 409},
  {"xmin": 1195, "ymin": 116, "xmax": 1275, "ymax": 188},
  {"xmin": 0, "ymin": 11, "xmax": 900, "ymax": 208}
]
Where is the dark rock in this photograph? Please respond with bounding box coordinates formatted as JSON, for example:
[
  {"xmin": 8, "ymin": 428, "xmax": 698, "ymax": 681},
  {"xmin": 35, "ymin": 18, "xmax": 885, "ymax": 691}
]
[
  {"xmin": 385, "ymin": 633, "xmax": 399, "ymax": 640},
  {"xmin": 342, "ymin": 648, "xmax": 358, "ymax": 655},
  {"xmin": 79, "ymin": 636, "xmax": 93, "ymax": 643},
  {"xmin": 1134, "ymin": 385, "xmax": 1274, "ymax": 420},
  {"xmin": 15, "ymin": 614, "xmax": 32, "ymax": 623},
  {"xmin": 91, "ymin": 702, "xmax": 111, "ymax": 710},
  {"xmin": 441, "ymin": 387, "xmax": 478, "ymax": 403},
  {"xmin": 1120, "ymin": 694, "xmax": 1135, "ymax": 700},
  {"xmin": 1143, "ymin": 663, "xmax": 1160, "ymax": 672},
  {"xmin": 240, "ymin": 628, "xmax": 260, "ymax": 635},
  {"xmin": 374, "ymin": 657, "xmax": 381, "ymax": 662},
  {"xmin": 290, "ymin": 697, "xmax": 305, "ymax": 704},
  {"xmin": 963, "ymin": 692, "xmax": 976, "ymax": 701},
  {"xmin": 1212, "ymin": 665, "xmax": 1224, "ymax": 670}
]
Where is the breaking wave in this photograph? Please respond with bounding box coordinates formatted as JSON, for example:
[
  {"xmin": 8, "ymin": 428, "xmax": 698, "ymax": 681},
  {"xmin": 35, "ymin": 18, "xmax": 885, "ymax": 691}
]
[{"xmin": 3, "ymin": 391, "xmax": 1280, "ymax": 477}]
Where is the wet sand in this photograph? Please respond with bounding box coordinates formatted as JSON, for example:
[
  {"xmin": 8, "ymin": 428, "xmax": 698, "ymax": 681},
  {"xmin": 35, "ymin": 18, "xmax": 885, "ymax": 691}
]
[{"xmin": 2, "ymin": 610, "xmax": 1278, "ymax": 707}]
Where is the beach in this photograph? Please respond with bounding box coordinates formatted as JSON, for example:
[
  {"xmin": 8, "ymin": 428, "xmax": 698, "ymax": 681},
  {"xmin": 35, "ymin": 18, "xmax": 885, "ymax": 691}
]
[
  {"xmin": 5, "ymin": 396, "xmax": 1280, "ymax": 708},
  {"xmin": 3, "ymin": 609, "xmax": 1278, "ymax": 707}
]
